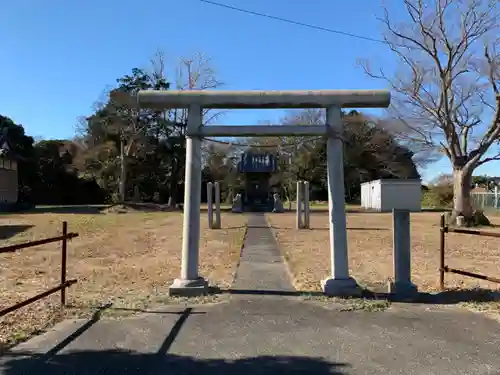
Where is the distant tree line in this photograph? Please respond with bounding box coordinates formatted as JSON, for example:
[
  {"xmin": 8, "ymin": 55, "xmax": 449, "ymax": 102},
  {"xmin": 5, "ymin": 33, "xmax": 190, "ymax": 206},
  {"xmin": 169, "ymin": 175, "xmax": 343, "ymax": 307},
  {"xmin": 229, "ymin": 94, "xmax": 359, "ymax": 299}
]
[{"xmin": 0, "ymin": 53, "xmax": 422, "ymax": 207}]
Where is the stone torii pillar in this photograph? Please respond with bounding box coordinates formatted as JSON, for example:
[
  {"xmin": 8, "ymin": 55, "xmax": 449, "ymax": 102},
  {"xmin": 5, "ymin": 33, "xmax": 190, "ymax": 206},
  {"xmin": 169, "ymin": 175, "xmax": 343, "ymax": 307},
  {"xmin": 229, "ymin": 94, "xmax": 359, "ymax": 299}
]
[
  {"xmin": 115, "ymin": 89, "xmax": 390, "ymax": 297},
  {"xmin": 321, "ymin": 107, "xmax": 358, "ymax": 295},
  {"xmin": 175, "ymin": 104, "xmax": 206, "ymax": 294}
]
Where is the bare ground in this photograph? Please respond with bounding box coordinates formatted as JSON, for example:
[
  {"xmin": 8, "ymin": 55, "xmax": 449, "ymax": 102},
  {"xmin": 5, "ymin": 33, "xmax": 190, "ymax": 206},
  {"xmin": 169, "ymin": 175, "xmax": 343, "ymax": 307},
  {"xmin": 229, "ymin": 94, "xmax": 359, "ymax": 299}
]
[
  {"xmin": 0, "ymin": 210, "xmax": 247, "ymax": 347},
  {"xmin": 267, "ymin": 211, "xmax": 500, "ymax": 294}
]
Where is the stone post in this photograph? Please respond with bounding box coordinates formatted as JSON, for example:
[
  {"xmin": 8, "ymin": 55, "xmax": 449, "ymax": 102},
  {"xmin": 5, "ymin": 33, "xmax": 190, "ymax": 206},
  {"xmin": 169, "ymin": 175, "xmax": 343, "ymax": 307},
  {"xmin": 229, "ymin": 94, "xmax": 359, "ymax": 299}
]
[
  {"xmin": 495, "ymin": 186, "xmax": 499, "ymax": 210},
  {"xmin": 214, "ymin": 181, "xmax": 221, "ymax": 229},
  {"xmin": 272, "ymin": 193, "xmax": 284, "ymax": 213},
  {"xmin": 304, "ymin": 181, "xmax": 310, "ymax": 229},
  {"xmin": 169, "ymin": 105, "xmax": 208, "ymax": 296},
  {"xmin": 207, "ymin": 182, "xmax": 213, "ymax": 229},
  {"xmin": 321, "ymin": 106, "xmax": 359, "ymax": 296},
  {"xmin": 296, "ymin": 181, "xmax": 303, "ymax": 229},
  {"xmin": 133, "ymin": 185, "xmax": 141, "ymax": 202},
  {"xmin": 389, "ymin": 209, "xmax": 418, "ymax": 297},
  {"xmin": 232, "ymin": 193, "xmax": 243, "ymax": 213}
]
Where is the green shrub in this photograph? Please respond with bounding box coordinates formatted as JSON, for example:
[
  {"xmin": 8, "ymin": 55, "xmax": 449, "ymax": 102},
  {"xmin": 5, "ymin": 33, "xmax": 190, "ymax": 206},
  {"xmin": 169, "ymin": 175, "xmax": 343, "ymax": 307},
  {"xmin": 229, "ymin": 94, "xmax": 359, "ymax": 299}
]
[{"xmin": 422, "ymin": 182, "xmax": 454, "ymax": 208}]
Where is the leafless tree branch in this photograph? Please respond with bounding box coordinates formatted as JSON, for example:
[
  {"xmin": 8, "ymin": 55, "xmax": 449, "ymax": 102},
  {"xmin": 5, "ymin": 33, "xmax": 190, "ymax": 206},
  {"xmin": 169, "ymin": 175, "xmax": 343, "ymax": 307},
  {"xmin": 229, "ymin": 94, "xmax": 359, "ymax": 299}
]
[{"xmin": 360, "ymin": 0, "xmax": 499, "ymax": 175}]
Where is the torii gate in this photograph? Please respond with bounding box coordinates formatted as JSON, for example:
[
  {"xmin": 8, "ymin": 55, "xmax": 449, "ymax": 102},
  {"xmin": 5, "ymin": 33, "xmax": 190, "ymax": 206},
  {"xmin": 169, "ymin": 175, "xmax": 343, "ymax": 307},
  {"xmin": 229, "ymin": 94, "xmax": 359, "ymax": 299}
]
[{"xmin": 115, "ymin": 90, "xmax": 390, "ymax": 296}]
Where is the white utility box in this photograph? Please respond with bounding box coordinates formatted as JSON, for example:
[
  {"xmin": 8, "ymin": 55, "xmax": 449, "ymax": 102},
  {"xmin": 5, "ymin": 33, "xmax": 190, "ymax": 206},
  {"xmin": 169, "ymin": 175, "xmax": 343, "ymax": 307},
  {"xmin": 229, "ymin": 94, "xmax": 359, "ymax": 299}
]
[{"xmin": 360, "ymin": 179, "xmax": 422, "ymax": 212}]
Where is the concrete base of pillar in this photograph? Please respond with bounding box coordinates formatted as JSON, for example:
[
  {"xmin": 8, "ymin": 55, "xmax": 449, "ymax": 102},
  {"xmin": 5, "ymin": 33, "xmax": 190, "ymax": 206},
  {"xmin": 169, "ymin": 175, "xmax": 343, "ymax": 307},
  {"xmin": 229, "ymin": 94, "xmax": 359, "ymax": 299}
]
[
  {"xmin": 321, "ymin": 277, "xmax": 362, "ymax": 297},
  {"xmin": 168, "ymin": 277, "xmax": 209, "ymax": 297},
  {"xmin": 388, "ymin": 281, "xmax": 418, "ymax": 298}
]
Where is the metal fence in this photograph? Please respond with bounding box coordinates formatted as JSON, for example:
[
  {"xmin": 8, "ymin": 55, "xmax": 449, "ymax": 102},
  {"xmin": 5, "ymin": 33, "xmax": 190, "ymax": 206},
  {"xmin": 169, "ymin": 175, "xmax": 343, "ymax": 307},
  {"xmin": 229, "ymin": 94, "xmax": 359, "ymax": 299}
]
[
  {"xmin": 439, "ymin": 215, "xmax": 500, "ymax": 290},
  {"xmin": 0, "ymin": 222, "xmax": 78, "ymax": 317},
  {"xmin": 471, "ymin": 191, "xmax": 500, "ymax": 212}
]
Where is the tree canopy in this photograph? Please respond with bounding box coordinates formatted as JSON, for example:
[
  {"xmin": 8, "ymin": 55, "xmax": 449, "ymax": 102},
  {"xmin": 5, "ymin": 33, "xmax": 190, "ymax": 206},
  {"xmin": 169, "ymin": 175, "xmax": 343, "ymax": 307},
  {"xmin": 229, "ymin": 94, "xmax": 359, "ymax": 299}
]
[{"xmin": 1, "ymin": 53, "xmax": 423, "ymax": 208}]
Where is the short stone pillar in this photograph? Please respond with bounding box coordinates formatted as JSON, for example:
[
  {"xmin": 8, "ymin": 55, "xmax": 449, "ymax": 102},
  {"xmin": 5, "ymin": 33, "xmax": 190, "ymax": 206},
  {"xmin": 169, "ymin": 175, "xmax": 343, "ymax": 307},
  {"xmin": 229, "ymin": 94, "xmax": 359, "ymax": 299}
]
[
  {"xmin": 133, "ymin": 185, "xmax": 141, "ymax": 202},
  {"xmin": 296, "ymin": 181, "xmax": 310, "ymax": 229},
  {"xmin": 389, "ymin": 209, "xmax": 418, "ymax": 297},
  {"xmin": 272, "ymin": 193, "xmax": 284, "ymax": 213},
  {"xmin": 232, "ymin": 193, "xmax": 243, "ymax": 213},
  {"xmin": 303, "ymin": 181, "xmax": 310, "ymax": 229},
  {"xmin": 153, "ymin": 192, "xmax": 160, "ymax": 203},
  {"xmin": 296, "ymin": 181, "xmax": 304, "ymax": 229},
  {"xmin": 207, "ymin": 182, "xmax": 221, "ymax": 229},
  {"xmin": 207, "ymin": 182, "xmax": 213, "ymax": 229},
  {"xmin": 214, "ymin": 182, "xmax": 221, "ymax": 229}
]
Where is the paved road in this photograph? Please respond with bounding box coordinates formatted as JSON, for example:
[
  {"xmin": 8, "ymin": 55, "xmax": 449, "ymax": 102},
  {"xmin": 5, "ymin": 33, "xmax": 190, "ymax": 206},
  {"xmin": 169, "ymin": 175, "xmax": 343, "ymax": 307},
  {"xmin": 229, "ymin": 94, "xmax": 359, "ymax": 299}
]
[{"xmin": 1, "ymin": 213, "xmax": 500, "ymax": 374}]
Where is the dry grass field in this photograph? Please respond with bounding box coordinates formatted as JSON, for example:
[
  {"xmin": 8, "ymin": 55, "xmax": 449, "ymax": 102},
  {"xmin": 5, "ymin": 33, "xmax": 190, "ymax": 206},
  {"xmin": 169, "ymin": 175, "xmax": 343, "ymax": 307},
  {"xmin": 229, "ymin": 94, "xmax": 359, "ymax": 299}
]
[
  {"xmin": 267, "ymin": 210, "xmax": 500, "ymax": 293},
  {"xmin": 0, "ymin": 207, "xmax": 246, "ymax": 347}
]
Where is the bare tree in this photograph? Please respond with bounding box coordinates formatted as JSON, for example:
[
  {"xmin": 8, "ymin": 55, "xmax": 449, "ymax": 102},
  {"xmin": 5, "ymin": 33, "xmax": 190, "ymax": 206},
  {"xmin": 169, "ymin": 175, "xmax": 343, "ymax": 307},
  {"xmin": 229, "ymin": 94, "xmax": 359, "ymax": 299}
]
[
  {"xmin": 108, "ymin": 51, "xmax": 223, "ymax": 204},
  {"xmin": 165, "ymin": 52, "xmax": 224, "ymax": 206},
  {"xmin": 360, "ymin": 0, "xmax": 499, "ymax": 224},
  {"xmin": 170, "ymin": 52, "xmax": 224, "ymax": 128}
]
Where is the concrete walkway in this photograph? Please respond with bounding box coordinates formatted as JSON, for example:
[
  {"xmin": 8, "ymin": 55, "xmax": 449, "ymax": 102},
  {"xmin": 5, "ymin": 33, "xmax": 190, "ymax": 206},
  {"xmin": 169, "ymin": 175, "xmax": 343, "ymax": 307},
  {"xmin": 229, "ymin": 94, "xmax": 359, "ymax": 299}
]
[
  {"xmin": 2, "ymin": 213, "xmax": 500, "ymax": 374},
  {"xmin": 231, "ymin": 213, "xmax": 295, "ymax": 293}
]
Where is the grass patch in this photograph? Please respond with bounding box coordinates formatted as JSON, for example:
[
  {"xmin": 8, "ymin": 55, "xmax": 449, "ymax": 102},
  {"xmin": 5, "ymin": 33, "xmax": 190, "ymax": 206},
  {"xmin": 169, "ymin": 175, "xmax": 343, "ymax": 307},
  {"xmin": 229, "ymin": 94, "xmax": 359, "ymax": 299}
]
[
  {"xmin": 268, "ymin": 211, "xmax": 500, "ymax": 317},
  {"xmin": 301, "ymin": 294, "xmax": 391, "ymax": 312},
  {"xmin": 0, "ymin": 209, "xmax": 246, "ymax": 348}
]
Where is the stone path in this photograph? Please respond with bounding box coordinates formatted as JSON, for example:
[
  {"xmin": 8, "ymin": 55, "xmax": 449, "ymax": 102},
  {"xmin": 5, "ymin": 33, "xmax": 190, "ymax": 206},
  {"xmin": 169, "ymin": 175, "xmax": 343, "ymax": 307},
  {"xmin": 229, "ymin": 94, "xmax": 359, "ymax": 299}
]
[
  {"xmin": 2, "ymin": 213, "xmax": 500, "ymax": 374},
  {"xmin": 231, "ymin": 213, "xmax": 295, "ymax": 292}
]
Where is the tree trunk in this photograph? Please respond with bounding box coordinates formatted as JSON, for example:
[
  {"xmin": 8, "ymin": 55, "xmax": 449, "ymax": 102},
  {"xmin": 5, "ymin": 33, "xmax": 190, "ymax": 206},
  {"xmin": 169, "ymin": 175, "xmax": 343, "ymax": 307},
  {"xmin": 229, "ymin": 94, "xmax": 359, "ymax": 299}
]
[{"xmin": 452, "ymin": 167, "xmax": 473, "ymax": 223}]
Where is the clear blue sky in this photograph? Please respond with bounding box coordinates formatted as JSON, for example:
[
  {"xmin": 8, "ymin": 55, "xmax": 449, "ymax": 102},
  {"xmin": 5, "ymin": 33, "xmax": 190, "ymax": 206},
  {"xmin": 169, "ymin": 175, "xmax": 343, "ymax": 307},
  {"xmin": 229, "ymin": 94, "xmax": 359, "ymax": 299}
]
[{"xmin": 1, "ymin": 0, "xmax": 498, "ymax": 182}]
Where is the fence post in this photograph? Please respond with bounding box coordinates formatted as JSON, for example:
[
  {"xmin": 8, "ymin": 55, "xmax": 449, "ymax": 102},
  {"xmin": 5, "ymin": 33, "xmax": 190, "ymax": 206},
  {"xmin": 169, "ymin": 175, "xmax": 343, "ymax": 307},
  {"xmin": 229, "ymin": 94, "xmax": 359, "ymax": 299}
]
[
  {"xmin": 439, "ymin": 214, "xmax": 445, "ymax": 291},
  {"xmin": 61, "ymin": 221, "xmax": 68, "ymax": 309}
]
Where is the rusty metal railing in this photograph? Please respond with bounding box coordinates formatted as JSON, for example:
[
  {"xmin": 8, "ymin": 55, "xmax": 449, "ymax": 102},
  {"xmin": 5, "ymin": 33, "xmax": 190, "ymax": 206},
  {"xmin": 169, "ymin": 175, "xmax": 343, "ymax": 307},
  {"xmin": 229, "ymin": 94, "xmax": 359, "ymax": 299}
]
[
  {"xmin": 439, "ymin": 214, "xmax": 500, "ymax": 290},
  {"xmin": 0, "ymin": 221, "xmax": 78, "ymax": 317}
]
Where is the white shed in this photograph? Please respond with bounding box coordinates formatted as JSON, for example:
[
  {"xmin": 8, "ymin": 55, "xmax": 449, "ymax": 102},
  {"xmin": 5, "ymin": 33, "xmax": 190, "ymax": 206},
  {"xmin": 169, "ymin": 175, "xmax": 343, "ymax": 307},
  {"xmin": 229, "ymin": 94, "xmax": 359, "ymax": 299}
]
[{"xmin": 360, "ymin": 179, "xmax": 422, "ymax": 212}]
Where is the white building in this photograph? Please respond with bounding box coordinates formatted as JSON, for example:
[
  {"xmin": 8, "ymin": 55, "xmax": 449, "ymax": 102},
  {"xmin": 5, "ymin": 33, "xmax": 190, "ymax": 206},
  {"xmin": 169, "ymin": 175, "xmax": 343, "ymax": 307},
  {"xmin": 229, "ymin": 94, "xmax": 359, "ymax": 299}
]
[{"xmin": 360, "ymin": 179, "xmax": 422, "ymax": 212}]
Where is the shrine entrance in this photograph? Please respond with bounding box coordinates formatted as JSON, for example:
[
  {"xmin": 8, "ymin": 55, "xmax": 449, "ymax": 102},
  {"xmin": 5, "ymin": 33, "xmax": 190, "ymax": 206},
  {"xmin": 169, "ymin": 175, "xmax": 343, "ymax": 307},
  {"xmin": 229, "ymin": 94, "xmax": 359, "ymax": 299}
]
[
  {"xmin": 115, "ymin": 89, "xmax": 390, "ymax": 297},
  {"xmin": 238, "ymin": 152, "xmax": 276, "ymax": 212}
]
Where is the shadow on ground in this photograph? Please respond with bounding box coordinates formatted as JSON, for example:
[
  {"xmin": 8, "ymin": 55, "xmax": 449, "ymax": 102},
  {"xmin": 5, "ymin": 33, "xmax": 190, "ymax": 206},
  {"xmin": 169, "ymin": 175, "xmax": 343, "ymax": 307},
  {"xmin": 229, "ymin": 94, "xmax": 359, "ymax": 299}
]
[
  {"xmin": 2, "ymin": 307, "xmax": 348, "ymax": 375},
  {"xmin": 289, "ymin": 227, "xmax": 388, "ymax": 231},
  {"xmin": 9, "ymin": 205, "xmax": 109, "ymax": 215},
  {"xmin": 1, "ymin": 203, "xmax": 235, "ymax": 215},
  {"xmin": 2, "ymin": 352, "xmax": 349, "ymax": 375},
  {"xmin": 24, "ymin": 203, "xmax": 239, "ymax": 215},
  {"xmin": 400, "ymin": 288, "xmax": 500, "ymax": 305},
  {"xmin": 213, "ymin": 287, "xmax": 500, "ymax": 305},
  {"xmin": 303, "ymin": 208, "xmax": 450, "ymax": 214},
  {"xmin": 0, "ymin": 225, "xmax": 33, "ymax": 239},
  {"xmin": 227, "ymin": 224, "xmax": 388, "ymax": 231},
  {"xmin": 356, "ymin": 283, "xmax": 500, "ymax": 304},
  {"xmin": 5, "ymin": 205, "xmax": 452, "ymax": 216}
]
